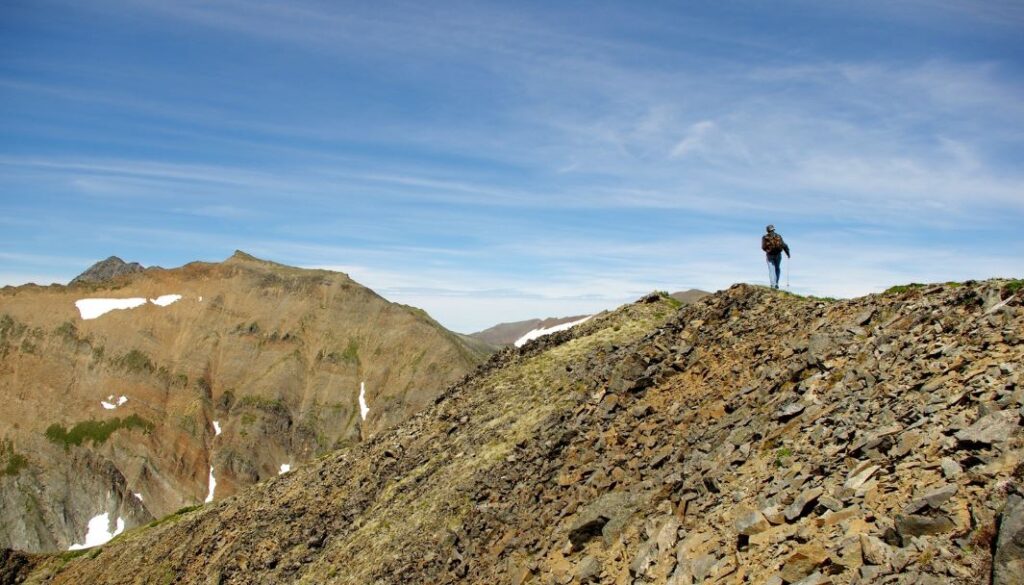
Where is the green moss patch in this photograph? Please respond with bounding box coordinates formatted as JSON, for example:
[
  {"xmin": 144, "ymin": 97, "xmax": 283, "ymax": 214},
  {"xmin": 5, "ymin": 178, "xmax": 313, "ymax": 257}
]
[
  {"xmin": 341, "ymin": 338, "xmax": 360, "ymax": 364},
  {"xmin": 1, "ymin": 439, "xmax": 29, "ymax": 476},
  {"xmin": 44, "ymin": 415, "xmax": 155, "ymax": 449},
  {"xmin": 113, "ymin": 349, "xmax": 154, "ymax": 374},
  {"xmin": 147, "ymin": 504, "xmax": 203, "ymax": 529},
  {"xmin": 884, "ymin": 283, "xmax": 925, "ymax": 295}
]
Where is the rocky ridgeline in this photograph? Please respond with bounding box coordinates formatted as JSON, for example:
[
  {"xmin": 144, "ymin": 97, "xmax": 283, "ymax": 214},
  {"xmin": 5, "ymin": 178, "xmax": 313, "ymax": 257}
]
[
  {"xmin": 8, "ymin": 281, "xmax": 1023, "ymax": 585},
  {"xmin": 68, "ymin": 256, "xmax": 145, "ymax": 285}
]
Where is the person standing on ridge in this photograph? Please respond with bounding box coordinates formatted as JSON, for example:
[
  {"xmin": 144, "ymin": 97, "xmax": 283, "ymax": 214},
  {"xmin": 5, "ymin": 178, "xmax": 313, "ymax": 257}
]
[{"xmin": 761, "ymin": 225, "xmax": 790, "ymax": 289}]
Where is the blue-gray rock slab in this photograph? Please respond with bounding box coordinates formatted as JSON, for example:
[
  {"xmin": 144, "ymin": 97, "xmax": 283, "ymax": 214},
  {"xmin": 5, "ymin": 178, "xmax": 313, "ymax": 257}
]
[{"xmin": 995, "ymin": 494, "xmax": 1024, "ymax": 585}]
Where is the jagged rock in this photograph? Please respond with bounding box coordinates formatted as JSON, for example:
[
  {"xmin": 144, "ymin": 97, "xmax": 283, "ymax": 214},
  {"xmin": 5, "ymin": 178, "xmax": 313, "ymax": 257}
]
[
  {"xmin": 784, "ymin": 487, "xmax": 823, "ymax": 522},
  {"xmin": 920, "ymin": 484, "xmax": 958, "ymax": 508},
  {"xmin": 940, "ymin": 457, "xmax": 963, "ymax": 480},
  {"xmin": 567, "ymin": 516, "xmax": 609, "ymax": 552},
  {"xmin": 690, "ymin": 554, "xmax": 717, "ymax": 582},
  {"xmin": 844, "ymin": 462, "xmax": 879, "ymax": 491},
  {"xmin": 955, "ymin": 410, "xmax": 1021, "ymax": 445},
  {"xmin": 818, "ymin": 495, "xmax": 843, "ymax": 512},
  {"xmin": 776, "ymin": 403, "xmax": 805, "ymax": 421},
  {"xmin": 791, "ymin": 571, "xmax": 828, "ymax": 585},
  {"xmin": 779, "ymin": 544, "xmax": 828, "ymax": 583},
  {"xmin": 574, "ymin": 556, "xmax": 601, "ymax": 583},
  {"xmin": 629, "ymin": 541, "xmax": 656, "ymax": 577},
  {"xmin": 860, "ymin": 534, "xmax": 892, "ymax": 565},
  {"xmin": 763, "ymin": 505, "xmax": 786, "ymax": 525},
  {"xmin": 895, "ymin": 514, "xmax": 956, "ymax": 539},
  {"xmin": 994, "ymin": 495, "xmax": 1024, "ymax": 585},
  {"xmin": 903, "ymin": 492, "xmax": 953, "ymax": 516},
  {"xmin": 568, "ymin": 492, "xmax": 634, "ymax": 550},
  {"xmin": 655, "ymin": 516, "xmax": 681, "ymax": 553},
  {"xmin": 854, "ymin": 308, "xmax": 876, "ymax": 326},
  {"xmin": 736, "ymin": 509, "xmax": 770, "ymax": 536}
]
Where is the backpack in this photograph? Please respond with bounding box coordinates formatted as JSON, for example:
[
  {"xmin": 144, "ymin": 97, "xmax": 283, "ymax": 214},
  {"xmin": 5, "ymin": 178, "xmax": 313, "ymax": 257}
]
[{"xmin": 763, "ymin": 233, "xmax": 784, "ymax": 254}]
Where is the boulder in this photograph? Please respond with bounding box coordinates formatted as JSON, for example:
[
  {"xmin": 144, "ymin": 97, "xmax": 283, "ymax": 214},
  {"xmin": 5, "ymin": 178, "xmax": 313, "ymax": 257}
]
[
  {"xmin": 994, "ymin": 495, "xmax": 1024, "ymax": 585},
  {"xmin": 844, "ymin": 463, "xmax": 879, "ymax": 491},
  {"xmin": 567, "ymin": 491, "xmax": 635, "ymax": 550},
  {"xmin": 785, "ymin": 488, "xmax": 823, "ymax": 522},
  {"xmin": 780, "ymin": 544, "xmax": 828, "ymax": 583},
  {"xmin": 895, "ymin": 514, "xmax": 956, "ymax": 539},
  {"xmin": 859, "ymin": 534, "xmax": 891, "ymax": 566},
  {"xmin": 575, "ymin": 556, "xmax": 602, "ymax": 583},
  {"xmin": 736, "ymin": 510, "xmax": 770, "ymax": 536},
  {"xmin": 956, "ymin": 410, "xmax": 1021, "ymax": 445}
]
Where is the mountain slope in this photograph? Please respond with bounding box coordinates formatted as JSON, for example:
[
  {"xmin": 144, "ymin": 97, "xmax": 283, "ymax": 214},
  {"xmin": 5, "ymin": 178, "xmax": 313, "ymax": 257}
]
[
  {"xmin": 469, "ymin": 315, "xmax": 591, "ymax": 347},
  {"xmin": 0, "ymin": 252, "xmax": 489, "ymax": 553},
  {"xmin": 69, "ymin": 256, "xmax": 145, "ymax": 285},
  {"xmin": 669, "ymin": 288, "xmax": 710, "ymax": 305},
  {"xmin": 469, "ymin": 292, "xmax": 708, "ymax": 348},
  {"xmin": 12, "ymin": 280, "xmax": 1024, "ymax": 584}
]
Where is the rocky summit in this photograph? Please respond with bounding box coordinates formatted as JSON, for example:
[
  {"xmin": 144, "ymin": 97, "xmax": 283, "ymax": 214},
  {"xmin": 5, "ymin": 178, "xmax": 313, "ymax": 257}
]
[
  {"xmin": 5, "ymin": 279, "xmax": 1024, "ymax": 585},
  {"xmin": 68, "ymin": 256, "xmax": 146, "ymax": 285},
  {"xmin": 0, "ymin": 252, "xmax": 489, "ymax": 553}
]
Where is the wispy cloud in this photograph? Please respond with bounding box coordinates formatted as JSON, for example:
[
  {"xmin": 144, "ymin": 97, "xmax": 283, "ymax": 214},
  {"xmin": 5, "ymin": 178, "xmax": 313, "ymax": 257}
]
[
  {"xmin": 670, "ymin": 121, "xmax": 717, "ymax": 159},
  {"xmin": 2, "ymin": 1, "xmax": 1022, "ymax": 331}
]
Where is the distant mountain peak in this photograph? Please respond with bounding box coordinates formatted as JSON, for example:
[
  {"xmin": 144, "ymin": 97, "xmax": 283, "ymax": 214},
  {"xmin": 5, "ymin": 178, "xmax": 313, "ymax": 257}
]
[
  {"xmin": 70, "ymin": 256, "xmax": 145, "ymax": 285},
  {"xmin": 228, "ymin": 250, "xmax": 258, "ymax": 262},
  {"xmin": 470, "ymin": 314, "xmax": 591, "ymax": 347},
  {"xmin": 670, "ymin": 288, "xmax": 711, "ymax": 304}
]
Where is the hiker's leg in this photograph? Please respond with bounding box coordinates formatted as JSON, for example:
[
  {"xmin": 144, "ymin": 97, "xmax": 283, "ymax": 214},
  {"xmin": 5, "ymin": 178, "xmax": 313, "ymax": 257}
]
[{"xmin": 768, "ymin": 257, "xmax": 779, "ymax": 288}]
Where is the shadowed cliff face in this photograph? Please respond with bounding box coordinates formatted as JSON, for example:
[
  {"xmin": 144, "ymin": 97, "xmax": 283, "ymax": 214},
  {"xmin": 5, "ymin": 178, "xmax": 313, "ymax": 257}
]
[
  {"xmin": 0, "ymin": 252, "xmax": 489, "ymax": 553},
  {"xmin": 15, "ymin": 280, "xmax": 1024, "ymax": 585}
]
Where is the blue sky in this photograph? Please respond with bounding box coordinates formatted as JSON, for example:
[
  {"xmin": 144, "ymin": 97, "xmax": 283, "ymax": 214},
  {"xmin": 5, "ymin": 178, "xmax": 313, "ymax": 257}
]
[{"xmin": 2, "ymin": 0, "xmax": 1022, "ymax": 332}]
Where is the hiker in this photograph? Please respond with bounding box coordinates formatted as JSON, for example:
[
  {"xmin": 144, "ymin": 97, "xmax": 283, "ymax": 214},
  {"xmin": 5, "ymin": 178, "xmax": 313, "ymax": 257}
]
[{"xmin": 761, "ymin": 225, "xmax": 790, "ymax": 289}]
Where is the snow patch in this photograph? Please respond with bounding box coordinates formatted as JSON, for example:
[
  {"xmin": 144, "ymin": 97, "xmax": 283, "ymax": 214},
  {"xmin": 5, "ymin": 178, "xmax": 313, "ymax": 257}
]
[
  {"xmin": 204, "ymin": 466, "xmax": 216, "ymax": 503},
  {"xmin": 198, "ymin": 296, "xmax": 203, "ymax": 302},
  {"xmin": 76, "ymin": 294, "xmax": 185, "ymax": 320},
  {"xmin": 67, "ymin": 513, "xmax": 125, "ymax": 550},
  {"xmin": 100, "ymin": 395, "xmax": 128, "ymax": 410},
  {"xmin": 212, "ymin": 420, "xmax": 221, "ymax": 436},
  {"xmin": 514, "ymin": 316, "xmax": 593, "ymax": 348},
  {"xmin": 133, "ymin": 492, "xmax": 143, "ymax": 502},
  {"xmin": 279, "ymin": 463, "xmax": 291, "ymax": 475},
  {"xmin": 359, "ymin": 382, "xmax": 369, "ymax": 421},
  {"xmin": 76, "ymin": 298, "xmax": 147, "ymax": 320},
  {"xmin": 150, "ymin": 294, "xmax": 182, "ymax": 307}
]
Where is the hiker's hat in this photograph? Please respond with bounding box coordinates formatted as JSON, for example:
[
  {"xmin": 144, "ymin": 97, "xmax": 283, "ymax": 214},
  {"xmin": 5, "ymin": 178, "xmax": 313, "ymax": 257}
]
[{"xmin": 766, "ymin": 224, "xmax": 775, "ymax": 232}]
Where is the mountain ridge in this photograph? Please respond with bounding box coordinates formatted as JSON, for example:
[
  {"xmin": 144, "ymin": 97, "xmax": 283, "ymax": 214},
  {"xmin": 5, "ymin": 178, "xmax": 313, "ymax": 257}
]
[
  {"xmin": 10, "ymin": 279, "xmax": 1022, "ymax": 584},
  {"xmin": 469, "ymin": 290, "xmax": 709, "ymax": 347},
  {"xmin": 0, "ymin": 252, "xmax": 490, "ymax": 553}
]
